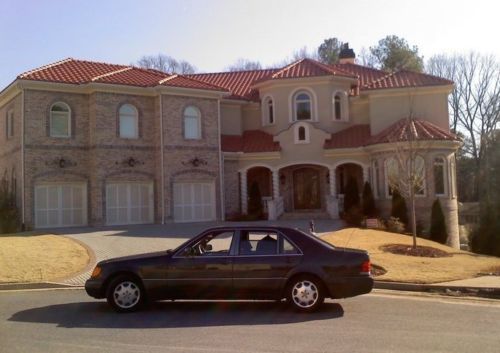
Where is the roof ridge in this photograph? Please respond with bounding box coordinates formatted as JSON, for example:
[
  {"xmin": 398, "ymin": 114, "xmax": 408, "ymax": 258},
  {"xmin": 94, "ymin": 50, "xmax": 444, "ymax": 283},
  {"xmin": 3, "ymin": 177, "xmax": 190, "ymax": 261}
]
[
  {"xmin": 189, "ymin": 68, "xmax": 278, "ymax": 77},
  {"xmin": 397, "ymin": 69, "xmax": 454, "ymax": 84},
  {"xmin": 91, "ymin": 66, "xmax": 133, "ymax": 81},
  {"xmin": 18, "ymin": 58, "xmax": 74, "ymax": 78},
  {"xmin": 158, "ymin": 74, "xmax": 178, "ymax": 84},
  {"xmin": 271, "ymin": 58, "xmax": 307, "ymax": 78},
  {"xmin": 363, "ymin": 70, "xmax": 399, "ymax": 88}
]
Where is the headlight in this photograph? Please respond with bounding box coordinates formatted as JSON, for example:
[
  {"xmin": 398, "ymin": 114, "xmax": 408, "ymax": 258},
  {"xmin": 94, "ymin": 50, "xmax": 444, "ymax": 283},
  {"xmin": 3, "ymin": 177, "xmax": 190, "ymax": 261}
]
[{"xmin": 90, "ymin": 266, "xmax": 102, "ymax": 278}]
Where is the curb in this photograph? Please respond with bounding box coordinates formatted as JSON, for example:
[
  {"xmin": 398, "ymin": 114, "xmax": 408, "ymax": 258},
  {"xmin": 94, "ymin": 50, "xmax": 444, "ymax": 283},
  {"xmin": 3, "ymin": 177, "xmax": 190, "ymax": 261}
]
[
  {"xmin": 374, "ymin": 280, "xmax": 500, "ymax": 299},
  {"xmin": 0, "ymin": 282, "xmax": 82, "ymax": 291}
]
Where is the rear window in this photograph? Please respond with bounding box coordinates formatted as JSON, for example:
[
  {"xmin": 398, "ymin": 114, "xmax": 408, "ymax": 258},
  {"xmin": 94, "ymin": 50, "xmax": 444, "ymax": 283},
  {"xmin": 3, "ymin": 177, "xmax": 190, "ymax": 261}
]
[{"xmin": 296, "ymin": 229, "xmax": 336, "ymax": 250}]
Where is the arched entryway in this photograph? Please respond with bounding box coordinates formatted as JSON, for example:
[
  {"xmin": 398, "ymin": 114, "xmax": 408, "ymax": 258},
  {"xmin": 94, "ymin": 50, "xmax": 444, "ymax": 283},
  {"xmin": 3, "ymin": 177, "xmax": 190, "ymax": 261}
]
[
  {"xmin": 293, "ymin": 167, "xmax": 321, "ymax": 209},
  {"xmin": 247, "ymin": 167, "xmax": 272, "ymax": 198}
]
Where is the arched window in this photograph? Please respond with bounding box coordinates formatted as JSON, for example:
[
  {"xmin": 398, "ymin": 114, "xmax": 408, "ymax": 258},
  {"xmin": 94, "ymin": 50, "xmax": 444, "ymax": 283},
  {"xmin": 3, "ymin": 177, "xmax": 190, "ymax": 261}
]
[
  {"xmin": 433, "ymin": 157, "xmax": 447, "ymax": 196},
  {"xmin": 183, "ymin": 106, "xmax": 201, "ymax": 139},
  {"xmin": 262, "ymin": 96, "xmax": 274, "ymax": 125},
  {"xmin": 294, "ymin": 123, "xmax": 309, "ymax": 144},
  {"xmin": 411, "ymin": 156, "xmax": 426, "ymax": 196},
  {"xmin": 334, "ymin": 95, "xmax": 342, "ymax": 120},
  {"xmin": 294, "ymin": 92, "xmax": 312, "ymax": 121},
  {"xmin": 119, "ymin": 104, "xmax": 139, "ymax": 139},
  {"xmin": 385, "ymin": 157, "xmax": 399, "ymax": 197},
  {"xmin": 333, "ymin": 91, "xmax": 348, "ymax": 121},
  {"xmin": 50, "ymin": 102, "xmax": 71, "ymax": 137},
  {"xmin": 372, "ymin": 160, "xmax": 381, "ymax": 198}
]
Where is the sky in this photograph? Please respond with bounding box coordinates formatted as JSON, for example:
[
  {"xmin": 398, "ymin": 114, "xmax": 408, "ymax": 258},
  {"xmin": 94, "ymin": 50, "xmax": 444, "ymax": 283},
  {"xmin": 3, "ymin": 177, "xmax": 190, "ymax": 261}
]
[{"xmin": 1, "ymin": 0, "xmax": 499, "ymax": 89}]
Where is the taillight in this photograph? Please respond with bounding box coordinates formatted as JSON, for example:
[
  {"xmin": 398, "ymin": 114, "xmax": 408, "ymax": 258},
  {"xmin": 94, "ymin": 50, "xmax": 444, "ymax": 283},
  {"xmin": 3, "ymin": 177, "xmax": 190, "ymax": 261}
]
[{"xmin": 360, "ymin": 260, "xmax": 371, "ymax": 275}]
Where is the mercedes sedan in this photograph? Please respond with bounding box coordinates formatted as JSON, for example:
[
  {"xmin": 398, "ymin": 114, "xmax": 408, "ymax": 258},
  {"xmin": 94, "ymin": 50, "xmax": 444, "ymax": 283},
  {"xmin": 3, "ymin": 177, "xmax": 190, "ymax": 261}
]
[{"xmin": 85, "ymin": 226, "xmax": 373, "ymax": 312}]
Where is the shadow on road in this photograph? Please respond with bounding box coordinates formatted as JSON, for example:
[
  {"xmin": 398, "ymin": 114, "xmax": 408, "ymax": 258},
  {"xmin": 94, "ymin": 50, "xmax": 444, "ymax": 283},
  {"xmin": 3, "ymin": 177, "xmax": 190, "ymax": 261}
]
[{"xmin": 9, "ymin": 301, "xmax": 344, "ymax": 328}]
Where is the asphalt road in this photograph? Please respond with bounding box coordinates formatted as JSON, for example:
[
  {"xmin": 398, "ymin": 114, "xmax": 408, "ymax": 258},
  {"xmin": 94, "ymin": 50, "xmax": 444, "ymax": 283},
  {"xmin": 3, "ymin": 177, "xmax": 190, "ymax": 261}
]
[{"xmin": 0, "ymin": 289, "xmax": 499, "ymax": 353}]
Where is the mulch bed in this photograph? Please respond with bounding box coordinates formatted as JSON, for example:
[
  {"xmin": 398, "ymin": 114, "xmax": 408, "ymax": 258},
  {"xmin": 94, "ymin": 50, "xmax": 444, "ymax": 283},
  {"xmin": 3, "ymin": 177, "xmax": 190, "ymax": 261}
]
[{"xmin": 380, "ymin": 244, "xmax": 452, "ymax": 258}]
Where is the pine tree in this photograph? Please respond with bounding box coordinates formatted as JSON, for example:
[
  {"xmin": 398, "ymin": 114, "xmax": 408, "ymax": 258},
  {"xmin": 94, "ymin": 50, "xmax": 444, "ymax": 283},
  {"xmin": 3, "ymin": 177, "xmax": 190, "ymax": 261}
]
[
  {"xmin": 391, "ymin": 189, "xmax": 408, "ymax": 227},
  {"xmin": 430, "ymin": 199, "xmax": 448, "ymax": 244},
  {"xmin": 361, "ymin": 182, "xmax": 377, "ymax": 217},
  {"xmin": 344, "ymin": 176, "xmax": 360, "ymax": 213}
]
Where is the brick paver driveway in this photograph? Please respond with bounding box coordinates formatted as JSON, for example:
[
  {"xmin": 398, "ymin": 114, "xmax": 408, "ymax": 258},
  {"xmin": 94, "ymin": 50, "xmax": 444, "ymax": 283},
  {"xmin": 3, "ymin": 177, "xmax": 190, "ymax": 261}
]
[{"xmin": 53, "ymin": 219, "xmax": 343, "ymax": 285}]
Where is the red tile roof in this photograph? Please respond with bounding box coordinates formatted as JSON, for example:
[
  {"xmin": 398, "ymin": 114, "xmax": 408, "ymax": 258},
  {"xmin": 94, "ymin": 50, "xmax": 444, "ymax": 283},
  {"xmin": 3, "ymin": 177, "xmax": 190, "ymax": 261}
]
[
  {"xmin": 221, "ymin": 130, "xmax": 280, "ymax": 153},
  {"xmin": 18, "ymin": 58, "xmax": 228, "ymax": 92},
  {"xmin": 324, "ymin": 119, "xmax": 458, "ymax": 150},
  {"xmin": 324, "ymin": 124, "xmax": 371, "ymax": 149},
  {"xmin": 368, "ymin": 118, "xmax": 459, "ymax": 145},
  {"xmin": 270, "ymin": 58, "xmax": 357, "ymax": 80},
  {"xmin": 363, "ymin": 70, "xmax": 453, "ymax": 90}
]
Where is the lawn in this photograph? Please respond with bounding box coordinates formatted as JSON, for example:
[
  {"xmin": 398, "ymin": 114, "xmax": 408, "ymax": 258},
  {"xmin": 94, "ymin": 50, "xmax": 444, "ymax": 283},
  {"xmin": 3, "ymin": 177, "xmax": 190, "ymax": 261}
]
[
  {"xmin": 0, "ymin": 233, "xmax": 90, "ymax": 283},
  {"xmin": 321, "ymin": 228, "xmax": 500, "ymax": 284}
]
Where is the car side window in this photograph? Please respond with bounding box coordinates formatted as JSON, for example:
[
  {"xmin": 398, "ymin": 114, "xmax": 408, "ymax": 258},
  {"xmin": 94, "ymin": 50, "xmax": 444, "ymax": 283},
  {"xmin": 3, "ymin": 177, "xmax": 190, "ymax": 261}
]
[
  {"xmin": 184, "ymin": 231, "xmax": 234, "ymax": 257},
  {"xmin": 281, "ymin": 236, "xmax": 300, "ymax": 255},
  {"xmin": 239, "ymin": 231, "xmax": 278, "ymax": 255}
]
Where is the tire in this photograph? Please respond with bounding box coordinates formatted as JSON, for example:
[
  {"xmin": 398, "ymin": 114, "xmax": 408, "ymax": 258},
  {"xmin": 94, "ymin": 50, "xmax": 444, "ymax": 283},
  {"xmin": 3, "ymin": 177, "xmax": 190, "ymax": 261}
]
[
  {"xmin": 286, "ymin": 275, "xmax": 324, "ymax": 312},
  {"xmin": 106, "ymin": 275, "xmax": 144, "ymax": 313}
]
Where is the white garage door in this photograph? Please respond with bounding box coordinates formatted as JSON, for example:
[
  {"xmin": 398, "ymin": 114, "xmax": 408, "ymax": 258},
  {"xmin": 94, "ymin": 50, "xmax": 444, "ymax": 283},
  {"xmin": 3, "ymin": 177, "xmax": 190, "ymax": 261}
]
[
  {"xmin": 34, "ymin": 183, "xmax": 87, "ymax": 228},
  {"xmin": 106, "ymin": 182, "xmax": 154, "ymax": 225},
  {"xmin": 173, "ymin": 182, "xmax": 216, "ymax": 222}
]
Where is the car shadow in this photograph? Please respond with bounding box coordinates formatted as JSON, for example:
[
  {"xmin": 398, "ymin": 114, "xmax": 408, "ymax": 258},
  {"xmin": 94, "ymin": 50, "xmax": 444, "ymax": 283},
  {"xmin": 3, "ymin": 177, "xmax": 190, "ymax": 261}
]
[{"xmin": 9, "ymin": 301, "xmax": 344, "ymax": 328}]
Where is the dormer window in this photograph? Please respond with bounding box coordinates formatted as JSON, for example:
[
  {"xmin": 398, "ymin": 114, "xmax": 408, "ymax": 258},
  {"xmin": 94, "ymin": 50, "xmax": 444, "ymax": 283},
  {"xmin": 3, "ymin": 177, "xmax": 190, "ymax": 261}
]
[
  {"xmin": 294, "ymin": 123, "xmax": 310, "ymax": 144},
  {"xmin": 333, "ymin": 91, "xmax": 349, "ymax": 121},
  {"xmin": 294, "ymin": 92, "xmax": 312, "ymax": 121},
  {"xmin": 262, "ymin": 95, "xmax": 275, "ymax": 125}
]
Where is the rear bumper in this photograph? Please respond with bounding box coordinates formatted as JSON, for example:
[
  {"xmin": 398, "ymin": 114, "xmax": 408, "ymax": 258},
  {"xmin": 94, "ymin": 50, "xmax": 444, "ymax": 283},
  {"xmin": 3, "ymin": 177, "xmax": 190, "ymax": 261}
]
[
  {"xmin": 85, "ymin": 279, "xmax": 105, "ymax": 299},
  {"xmin": 327, "ymin": 276, "xmax": 374, "ymax": 299}
]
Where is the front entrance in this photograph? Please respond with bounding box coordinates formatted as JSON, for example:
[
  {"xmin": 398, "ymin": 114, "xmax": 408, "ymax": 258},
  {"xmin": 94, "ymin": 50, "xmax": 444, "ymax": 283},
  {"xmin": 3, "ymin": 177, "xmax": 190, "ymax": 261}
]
[{"xmin": 293, "ymin": 168, "xmax": 321, "ymax": 209}]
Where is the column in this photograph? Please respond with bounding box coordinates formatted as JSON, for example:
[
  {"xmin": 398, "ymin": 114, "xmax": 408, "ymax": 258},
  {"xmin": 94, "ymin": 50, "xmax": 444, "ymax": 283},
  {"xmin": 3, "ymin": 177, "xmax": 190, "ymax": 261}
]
[
  {"xmin": 363, "ymin": 165, "xmax": 369, "ymax": 184},
  {"xmin": 272, "ymin": 169, "xmax": 280, "ymax": 200},
  {"xmin": 240, "ymin": 171, "xmax": 248, "ymax": 214},
  {"xmin": 329, "ymin": 167, "xmax": 336, "ymax": 197}
]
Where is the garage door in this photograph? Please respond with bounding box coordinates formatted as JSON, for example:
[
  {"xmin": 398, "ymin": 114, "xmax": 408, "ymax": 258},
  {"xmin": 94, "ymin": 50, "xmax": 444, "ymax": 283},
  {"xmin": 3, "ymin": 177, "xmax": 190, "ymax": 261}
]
[
  {"xmin": 106, "ymin": 182, "xmax": 154, "ymax": 225},
  {"xmin": 173, "ymin": 182, "xmax": 216, "ymax": 222},
  {"xmin": 34, "ymin": 183, "xmax": 87, "ymax": 228}
]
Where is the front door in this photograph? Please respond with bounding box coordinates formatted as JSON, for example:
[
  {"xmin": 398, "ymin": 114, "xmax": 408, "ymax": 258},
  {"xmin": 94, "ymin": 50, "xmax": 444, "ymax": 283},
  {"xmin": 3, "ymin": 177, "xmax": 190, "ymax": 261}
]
[{"xmin": 293, "ymin": 168, "xmax": 321, "ymax": 209}]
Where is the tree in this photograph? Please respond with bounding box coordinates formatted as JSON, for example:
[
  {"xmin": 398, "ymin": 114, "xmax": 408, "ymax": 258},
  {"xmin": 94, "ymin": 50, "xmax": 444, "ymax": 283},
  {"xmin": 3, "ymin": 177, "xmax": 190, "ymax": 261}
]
[
  {"xmin": 369, "ymin": 35, "xmax": 424, "ymax": 72},
  {"xmin": 343, "ymin": 176, "xmax": 360, "ymax": 213},
  {"xmin": 317, "ymin": 37, "xmax": 343, "ymax": 65},
  {"xmin": 361, "ymin": 182, "xmax": 377, "ymax": 217},
  {"xmin": 226, "ymin": 58, "xmax": 262, "ymax": 71},
  {"xmin": 430, "ymin": 199, "xmax": 448, "ymax": 244},
  {"xmin": 427, "ymin": 53, "xmax": 500, "ymax": 200},
  {"xmin": 135, "ymin": 54, "xmax": 196, "ymax": 74},
  {"xmin": 0, "ymin": 174, "xmax": 19, "ymax": 233},
  {"xmin": 272, "ymin": 46, "xmax": 319, "ymax": 67},
  {"xmin": 391, "ymin": 189, "xmax": 408, "ymax": 227}
]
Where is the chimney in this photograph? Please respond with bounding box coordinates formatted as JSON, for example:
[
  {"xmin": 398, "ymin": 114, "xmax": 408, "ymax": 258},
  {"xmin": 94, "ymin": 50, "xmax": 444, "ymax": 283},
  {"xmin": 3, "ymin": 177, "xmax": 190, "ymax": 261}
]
[{"xmin": 339, "ymin": 43, "xmax": 355, "ymax": 64}]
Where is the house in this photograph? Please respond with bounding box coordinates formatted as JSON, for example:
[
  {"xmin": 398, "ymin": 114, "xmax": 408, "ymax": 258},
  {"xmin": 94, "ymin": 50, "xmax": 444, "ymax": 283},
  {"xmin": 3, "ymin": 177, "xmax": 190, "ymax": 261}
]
[{"xmin": 0, "ymin": 45, "xmax": 461, "ymax": 247}]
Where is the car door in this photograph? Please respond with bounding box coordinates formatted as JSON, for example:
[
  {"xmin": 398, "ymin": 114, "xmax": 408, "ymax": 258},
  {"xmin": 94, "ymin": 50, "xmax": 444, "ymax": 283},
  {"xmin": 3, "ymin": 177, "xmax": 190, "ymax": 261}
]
[
  {"xmin": 166, "ymin": 230, "xmax": 236, "ymax": 299},
  {"xmin": 232, "ymin": 230, "xmax": 302, "ymax": 299}
]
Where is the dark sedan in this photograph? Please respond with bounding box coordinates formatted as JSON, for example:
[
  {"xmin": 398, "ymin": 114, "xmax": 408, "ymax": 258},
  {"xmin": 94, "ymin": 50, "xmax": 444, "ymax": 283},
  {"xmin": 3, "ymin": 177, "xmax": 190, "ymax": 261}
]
[{"xmin": 85, "ymin": 226, "xmax": 373, "ymax": 312}]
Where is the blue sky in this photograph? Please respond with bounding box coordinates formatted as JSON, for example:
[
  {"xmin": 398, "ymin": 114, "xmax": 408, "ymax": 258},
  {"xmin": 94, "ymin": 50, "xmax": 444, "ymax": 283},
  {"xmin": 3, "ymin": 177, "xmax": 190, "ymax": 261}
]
[{"xmin": 1, "ymin": 0, "xmax": 499, "ymax": 88}]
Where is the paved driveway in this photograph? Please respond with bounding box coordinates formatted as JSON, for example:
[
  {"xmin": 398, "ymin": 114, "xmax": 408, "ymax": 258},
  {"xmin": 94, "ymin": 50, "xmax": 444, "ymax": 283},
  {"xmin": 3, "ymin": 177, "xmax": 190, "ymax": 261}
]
[{"xmin": 54, "ymin": 219, "xmax": 343, "ymax": 285}]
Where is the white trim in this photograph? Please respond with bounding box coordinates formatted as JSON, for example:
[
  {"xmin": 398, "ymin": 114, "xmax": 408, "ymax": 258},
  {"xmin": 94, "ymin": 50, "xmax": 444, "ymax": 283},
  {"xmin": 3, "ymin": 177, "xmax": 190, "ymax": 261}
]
[
  {"xmin": 49, "ymin": 102, "xmax": 71, "ymax": 138},
  {"xmin": 261, "ymin": 94, "xmax": 275, "ymax": 126},
  {"xmin": 288, "ymin": 87, "xmax": 318, "ymax": 122},
  {"xmin": 294, "ymin": 123, "xmax": 310, "ymax": 144},
  {"xmin": 91, "ymin": 67, "xmax": 133, "ymax": 81}
]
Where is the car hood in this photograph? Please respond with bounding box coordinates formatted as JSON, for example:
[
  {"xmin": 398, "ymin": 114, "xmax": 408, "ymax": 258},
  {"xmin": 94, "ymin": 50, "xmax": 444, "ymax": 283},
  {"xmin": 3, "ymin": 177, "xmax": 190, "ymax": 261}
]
[{"xmin": 99, "ymin": 250, "xmax": 172, "ymax": 265}]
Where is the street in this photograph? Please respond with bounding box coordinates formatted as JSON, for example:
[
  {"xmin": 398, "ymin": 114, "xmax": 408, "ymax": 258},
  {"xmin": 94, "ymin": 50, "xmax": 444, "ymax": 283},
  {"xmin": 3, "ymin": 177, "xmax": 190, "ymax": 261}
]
[{"xmin": 1, "ymin": 289, "xmax": 499, "ymax": 353}]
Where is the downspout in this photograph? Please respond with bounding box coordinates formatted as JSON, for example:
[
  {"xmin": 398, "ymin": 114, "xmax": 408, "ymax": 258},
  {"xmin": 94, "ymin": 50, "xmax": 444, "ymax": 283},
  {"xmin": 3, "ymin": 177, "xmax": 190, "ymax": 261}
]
[
  {"xmin": 217, "ymin": 99, "xmax": 225, "ymax": 220},
  {"xmin": 20, "ymin": 87, "xmax": 25, "ymax": 227},
  {"xmin": 159, "ymin": 94, "xmax": 165, "ymax": 224}
]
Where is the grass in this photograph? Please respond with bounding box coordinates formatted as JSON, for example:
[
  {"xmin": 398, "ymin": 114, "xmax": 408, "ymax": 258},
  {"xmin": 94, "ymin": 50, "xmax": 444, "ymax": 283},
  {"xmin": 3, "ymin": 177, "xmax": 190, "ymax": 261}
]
[
  {"xmin": 0, "ymin": 233, "xmax": 90, "ymax": 283},
  {"xmin": 321, "ymin": 228, "xmax": 500, "ymax": 284}
]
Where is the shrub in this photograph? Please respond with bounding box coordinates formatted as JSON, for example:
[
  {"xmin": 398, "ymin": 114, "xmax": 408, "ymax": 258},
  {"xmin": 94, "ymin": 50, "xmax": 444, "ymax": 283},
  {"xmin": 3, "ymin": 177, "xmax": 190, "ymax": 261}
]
[
  {"xmin": 344, "ymin": 205, "xmax": 364, "ymax": 227},
  {"xmin": 429, "ymin": 199, "xmax": 448, "ymax": 244},
  {"xmin": 361, "ymin": 181, "xmax": 377, "ymax": 217},
  {"xmin": 344, "ymin": 176, "xmax": 360, "ymax": 213},
  {"xmin": 391, "ymin": 189, "xmax": 408, "ymax": 227},
  {"xmin": 386, "ymin": 217, "xmax": 405, "ymax": 234},
  {"xmin": 247, "ymin": 181, "xmax": 263, "ymax": 218},
  {"xmin": 470, "ymin": 200, "xmax": 500, "ymax": 257},
  {"xmin": 0, "ymin": 176, "xmax": 19, "ymax": 234}
]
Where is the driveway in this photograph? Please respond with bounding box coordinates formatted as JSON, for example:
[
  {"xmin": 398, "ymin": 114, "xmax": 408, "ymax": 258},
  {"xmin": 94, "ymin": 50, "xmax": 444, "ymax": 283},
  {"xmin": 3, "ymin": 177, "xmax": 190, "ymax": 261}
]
[{"xmin": 54, "ymin": 219, "xmax": 343, "ymax": 285}]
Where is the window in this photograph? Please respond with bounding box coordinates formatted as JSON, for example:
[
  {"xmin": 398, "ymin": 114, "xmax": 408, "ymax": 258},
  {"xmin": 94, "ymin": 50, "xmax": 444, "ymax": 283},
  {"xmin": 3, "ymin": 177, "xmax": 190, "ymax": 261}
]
[
  {"xmin": 334, "ymin": 95, "xmax": 341, "ymax": 120},
  {"xmin": 294, "ymin": 92, "xmax": 312, "ymax": 121},
  {"xmin": 281, "ymin": 236, "xmax": 300, "ymax": 254},
  {"xmin": 372, "ymin": 160, "xmax": 380, "ymax": 198},
  {"xmin": 450, "ymin": 156, "xmax": 457, "ymax": 198},
  {"xmin": 433, "ymin": 157, "xmax": 446, "ymax": 196},
  {"xmin": 410, "ymin": 156, "xmax": 426, "ymax": 196},
  {"xmin": 183, "ymin": 106, "xmax": 201, "ymax": 139},
  {"xmin": 183, "ymin": 231, "xmax": 235, "ymax": 257},
  {"xmin": 50, "ymin": 102, "xmax": 71, "ymax": 137},
  {"xmin": 6, "ymin": 110, "xmax": 14, "ymax": 138},
  {"xmin": 119, "ymin": 104, "xmax": 139, "ymax": 139},
  {"xmin": 333, "ymin": 91, "xmax": 348, "ymax": 121},
  {"xmin": 239, "ymin": 231, "xmax": 278, "ymax": 255},
  {"xmin": 385, "ymin": 157, "xmax": 399, "ymax": 197},
  {"xmin": 294, "ymin": 123, "xmax": 310, "ymax": 144},
  {"xmin": 262, "ymin": 96, "xmax": 274, "ymax": 125}
]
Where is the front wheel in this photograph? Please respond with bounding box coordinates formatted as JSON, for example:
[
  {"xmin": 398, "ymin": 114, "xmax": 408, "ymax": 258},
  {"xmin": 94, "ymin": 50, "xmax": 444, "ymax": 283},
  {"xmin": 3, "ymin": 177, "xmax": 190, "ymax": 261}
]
[
  {"xmin": 106, "ymin": 275, "xmax": 144, "ymax": 313},
  {"xmin": 286, "ymin": 276, "xmax": 324, "ymax": 312}
]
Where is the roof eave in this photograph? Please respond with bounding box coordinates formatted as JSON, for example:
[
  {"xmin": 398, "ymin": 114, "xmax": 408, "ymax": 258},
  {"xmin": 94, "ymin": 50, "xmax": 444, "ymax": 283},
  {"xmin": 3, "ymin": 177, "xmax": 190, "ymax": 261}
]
[
  {"xmin": 0, "ymin": 79, "xmax": 22, "ymax": 107},
  {"xmin": 251, "ymin": 74, "xmax": 358, "ymax": 90},
  {"xmin": 361, "ymin": 84, "xmax": 454, "ymax": 97}
]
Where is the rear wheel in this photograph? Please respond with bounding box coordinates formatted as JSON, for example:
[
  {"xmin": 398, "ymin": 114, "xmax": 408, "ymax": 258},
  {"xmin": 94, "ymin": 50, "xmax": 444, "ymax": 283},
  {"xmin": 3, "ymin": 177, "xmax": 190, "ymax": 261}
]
[
  {"xmin": 106, "ymin": 275, "xmax": 144, "ymax": 313},
  {"xmin": 286, "ymin": 275, "xmax": 324, "ymax": 312}
]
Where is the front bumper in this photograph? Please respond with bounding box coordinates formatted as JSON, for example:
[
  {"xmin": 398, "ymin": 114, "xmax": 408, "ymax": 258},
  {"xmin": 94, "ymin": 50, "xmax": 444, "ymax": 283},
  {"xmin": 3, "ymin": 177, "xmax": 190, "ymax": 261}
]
[
  {"xmin": 85, "ymin": 279, "xmax": 105, "ymax": 299},
  {"xmin": 327, "ymin": 276, "xmax": 374, "ymax": 299}
]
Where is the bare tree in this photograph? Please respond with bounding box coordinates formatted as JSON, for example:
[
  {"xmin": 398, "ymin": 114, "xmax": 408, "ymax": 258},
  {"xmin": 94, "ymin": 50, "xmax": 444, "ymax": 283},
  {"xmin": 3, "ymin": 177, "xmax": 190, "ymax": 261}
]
[
  {"xmin": 427, "ymin": 53, "xmax": 500, "ymax": 198},
  {"xmin": 136, "ymin": 54, "xmax": 196, "ymax": 74},
  {"xmin": 271, "ymin": 46, "xmax": 320, "ymax": 68},
  {"xmin": 357, "ymin": 47, "xmax": 377, "ymax": 68},
  {"xmin": 226, "ymin": 58, "xmax": 262, "ymax": 71}
]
